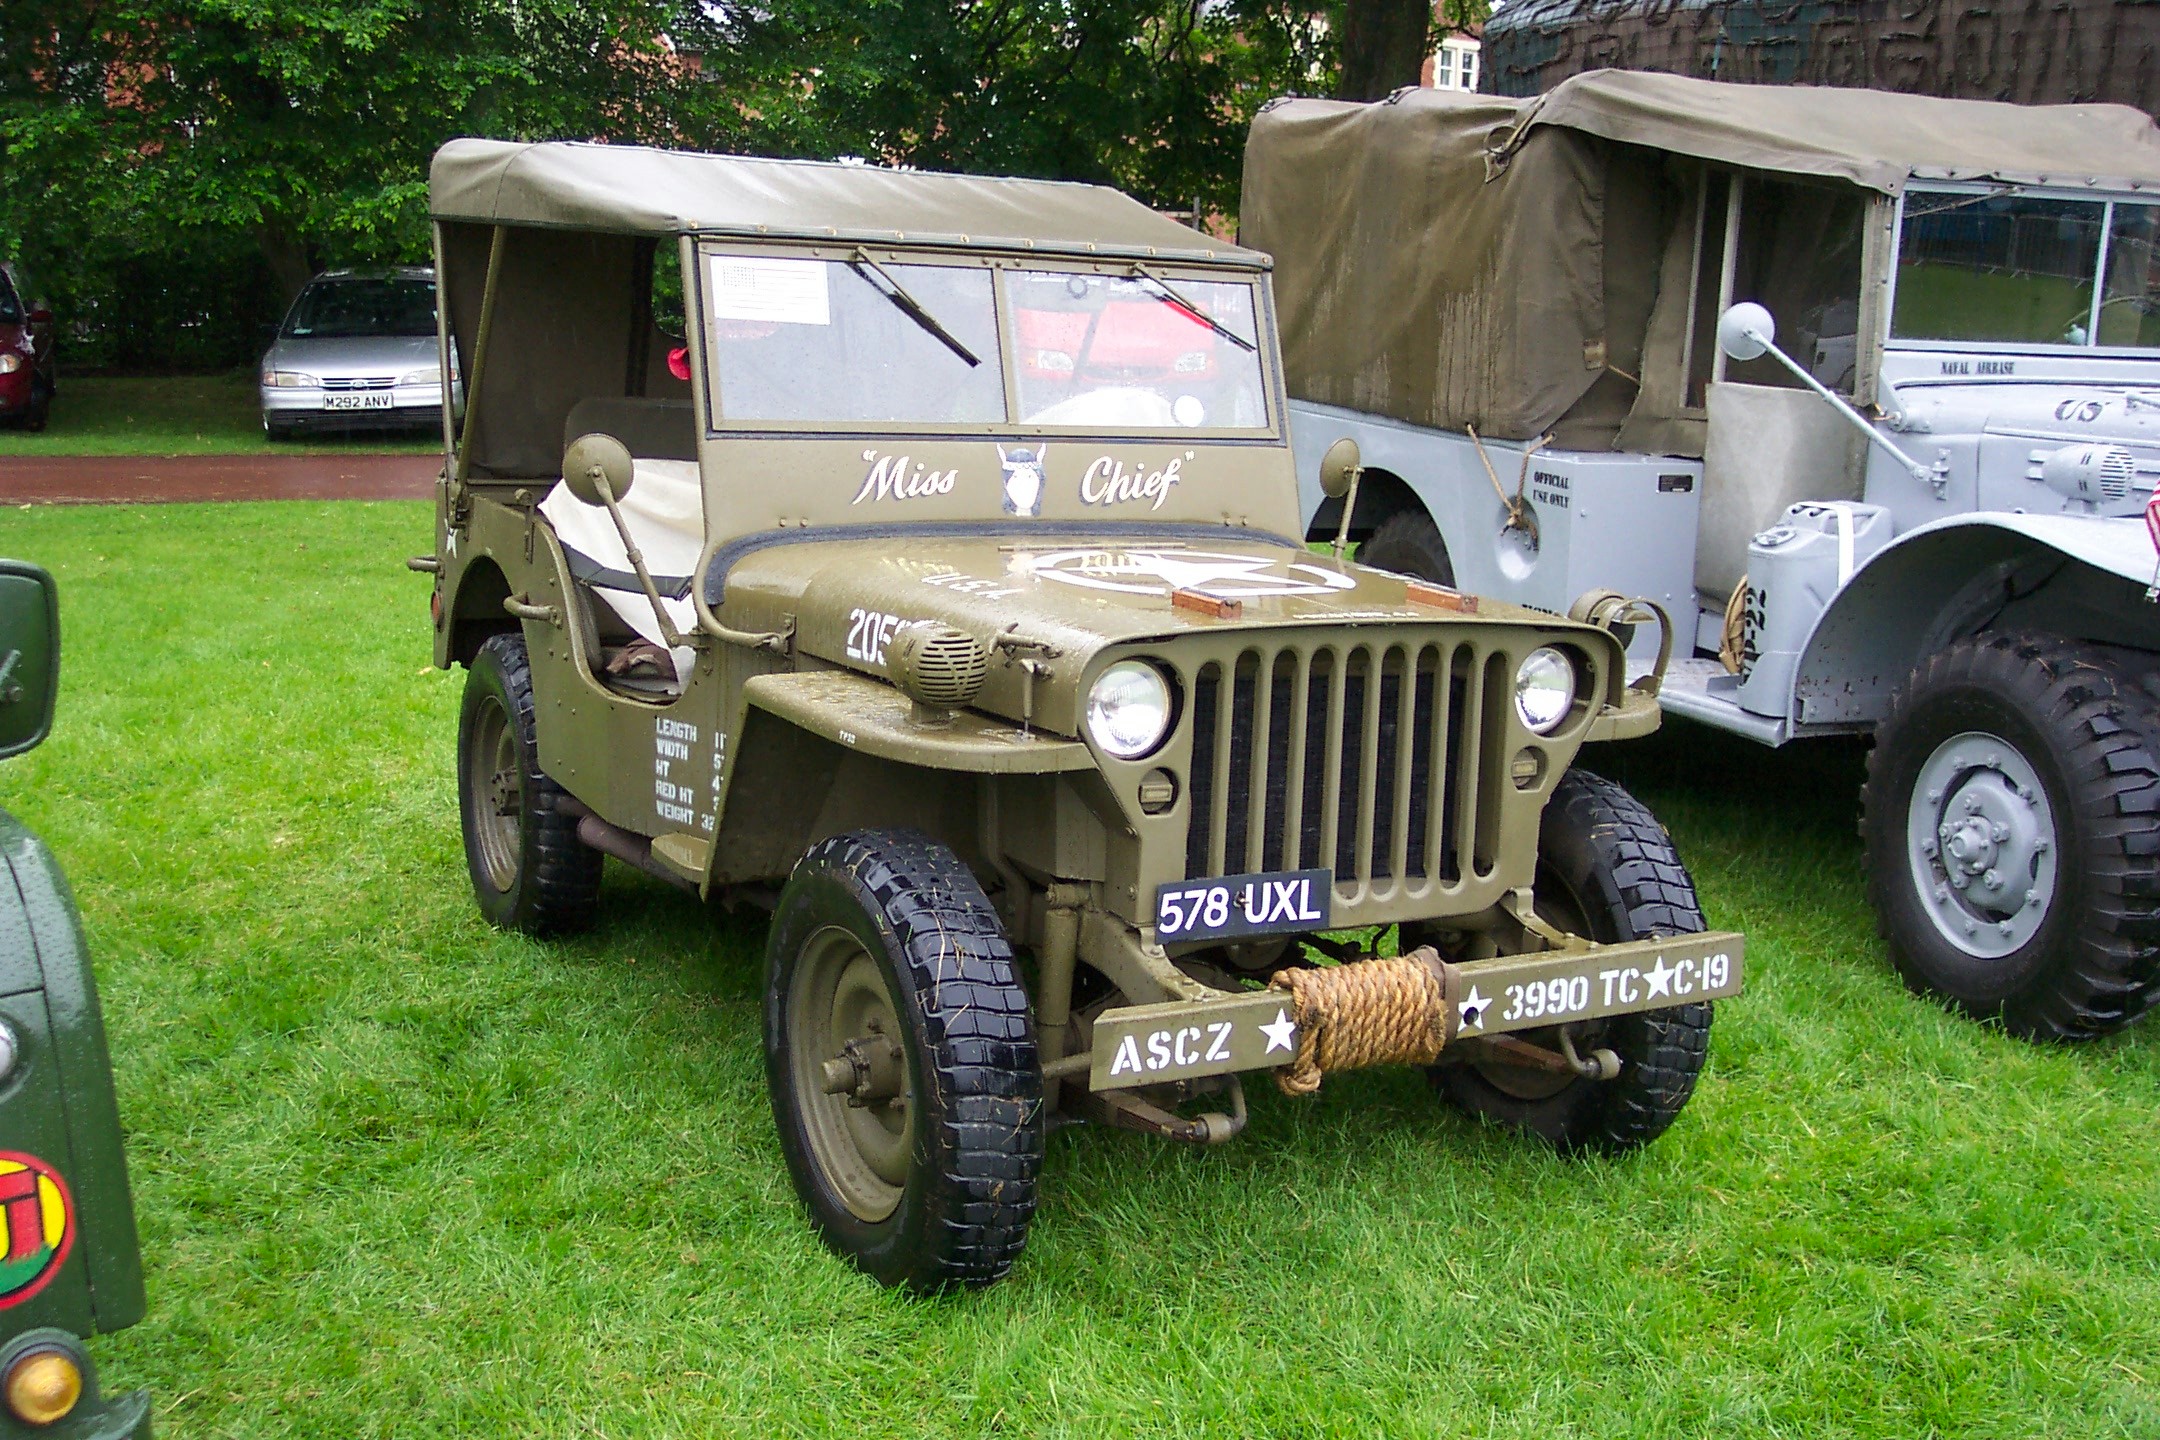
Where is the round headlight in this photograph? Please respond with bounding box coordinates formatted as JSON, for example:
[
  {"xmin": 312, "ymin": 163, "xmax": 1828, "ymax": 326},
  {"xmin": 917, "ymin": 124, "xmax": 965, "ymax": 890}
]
[
  {"xmin": 0, "ymin": 355, "xmax": 22, "ymax": 375},
  {"xmin": 1514, "ymin": 647, "xmax": 1576, "ymax": 735},
  {"xmin": 1086, "ymin": 661, "xmax": 1174, "ymax": 760}
]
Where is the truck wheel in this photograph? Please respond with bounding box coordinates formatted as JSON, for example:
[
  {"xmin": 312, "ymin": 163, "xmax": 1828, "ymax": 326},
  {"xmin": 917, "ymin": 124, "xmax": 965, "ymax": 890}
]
[
  {"xmin": 457, "ymin": 631, "xmax": 602, "ymax": 934},
  {"xmin": 765, "ymin": 829, "xmax": 1043, "ymax": 1291},
  {"xmin": 1863, "ymin": 633, "xmax": 2160, "ymax": 1038},
  {"xmin": 1357, "ymin": 508, "xmax": 1456, "ymax": 587},
  {"xmin": 1434, "ymin": 771, "xmax": 1714, "ymax": 1154}
]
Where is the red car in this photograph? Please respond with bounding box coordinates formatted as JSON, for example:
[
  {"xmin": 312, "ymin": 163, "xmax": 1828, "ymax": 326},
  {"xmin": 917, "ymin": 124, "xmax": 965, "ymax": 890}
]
[{"xmin": 0, "ymin": 263, "xmax": 55, "ymax": 431}]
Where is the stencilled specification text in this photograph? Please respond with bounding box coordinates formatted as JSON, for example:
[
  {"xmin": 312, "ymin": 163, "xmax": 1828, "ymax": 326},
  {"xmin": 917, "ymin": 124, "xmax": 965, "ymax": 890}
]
[{"xmin": 653, "ymin": 717, "xmax": 718, "ymax": 833}]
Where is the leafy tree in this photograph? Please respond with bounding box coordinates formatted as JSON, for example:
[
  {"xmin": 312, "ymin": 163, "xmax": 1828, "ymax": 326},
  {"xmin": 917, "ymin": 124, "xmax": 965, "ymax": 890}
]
[
  {"xmin": 0, "ymin": 1, "xmax": 1412, "ymax": 366},
  {"xmin": 1, "ymin": 0, "xmax": 720, "ymax": 303},
  {"xmin": 708, "ymin": 1, "xmax": 1337, "ymax": 214}
]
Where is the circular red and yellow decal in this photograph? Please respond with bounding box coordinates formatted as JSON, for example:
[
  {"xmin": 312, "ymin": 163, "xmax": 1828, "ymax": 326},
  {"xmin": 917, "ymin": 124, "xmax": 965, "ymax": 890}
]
[{"xmin": 0, "ymin": 1152, "xmax": 73, "ymax": 1310}]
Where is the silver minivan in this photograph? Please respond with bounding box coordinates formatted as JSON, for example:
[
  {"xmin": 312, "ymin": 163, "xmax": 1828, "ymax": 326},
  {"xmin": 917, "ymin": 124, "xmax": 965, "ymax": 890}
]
[{"xmin": 259, "ymin": 266, "xmax": 462, "ymax": 438}]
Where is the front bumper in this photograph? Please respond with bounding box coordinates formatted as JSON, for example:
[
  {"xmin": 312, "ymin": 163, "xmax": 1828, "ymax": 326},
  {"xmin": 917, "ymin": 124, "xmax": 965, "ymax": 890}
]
[{"xmin": 1088, "ymin": 928, "xmax": 1744, "ymax": 1091}]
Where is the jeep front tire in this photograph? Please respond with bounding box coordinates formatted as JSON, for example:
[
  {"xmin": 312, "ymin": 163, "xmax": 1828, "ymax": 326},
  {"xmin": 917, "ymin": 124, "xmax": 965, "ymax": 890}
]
[
  {"xmin": 1434, "ymin": 770, "xmax": 1714, "ymax": 1153},
  {"xmin": 765, "ymin": 829, "xmax": 1043, "ymax": 1291}
]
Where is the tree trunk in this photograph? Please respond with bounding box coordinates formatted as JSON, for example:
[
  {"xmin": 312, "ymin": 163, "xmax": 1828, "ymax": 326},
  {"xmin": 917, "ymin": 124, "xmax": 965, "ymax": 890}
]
[
  {"xmin": 253, "ymin": 220, "xmax": 316, "ymax": 309},
  {"xmin": 1336, "ymin": 0, "xmax": 1435, "ymax": 102}
]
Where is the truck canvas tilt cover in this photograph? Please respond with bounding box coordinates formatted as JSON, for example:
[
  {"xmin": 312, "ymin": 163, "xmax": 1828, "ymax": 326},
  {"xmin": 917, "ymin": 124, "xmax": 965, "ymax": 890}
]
[
  {"xmin": 418, "ymin": 139, "xmax": 1744, "ymax": 1289},
  {"xmin": 1246, "ymin": 72, "xmax": 2160, "ymax": 1042}
]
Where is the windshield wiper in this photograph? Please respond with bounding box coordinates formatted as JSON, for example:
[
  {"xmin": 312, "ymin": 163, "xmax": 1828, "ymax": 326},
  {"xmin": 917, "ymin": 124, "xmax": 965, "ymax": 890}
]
[
  {"xmin": 848, "ymin": 251, "xmax": 981, "ymax": 368},
  {"xmin": 1130, "ymin": 262, "xmax": 1256, "ymax": 353}
]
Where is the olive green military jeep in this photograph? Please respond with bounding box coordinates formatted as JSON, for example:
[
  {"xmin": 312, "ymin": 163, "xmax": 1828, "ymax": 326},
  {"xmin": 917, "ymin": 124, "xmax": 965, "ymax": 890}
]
[
  {"xmin": 419, "ymin": 139, "xmax": 1746, "ymax": 1290},
  {"xmin": 0, "ymin": 561, "xmax": 150, "ymax": 1436}
]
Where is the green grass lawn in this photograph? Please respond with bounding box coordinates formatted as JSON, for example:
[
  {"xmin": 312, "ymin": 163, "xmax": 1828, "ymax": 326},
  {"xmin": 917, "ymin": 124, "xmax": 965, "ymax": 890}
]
[
  {"xmin": 0, "ymin": 374, "xmax": 440, "ymax": 457},
  {"xmin": 8, "ymin": 501, "xmax": 2159, "ymax": 1438}
]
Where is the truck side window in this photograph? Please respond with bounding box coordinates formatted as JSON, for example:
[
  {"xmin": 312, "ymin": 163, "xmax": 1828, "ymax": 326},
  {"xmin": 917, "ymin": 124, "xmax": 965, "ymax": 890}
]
[
  {"xmin": 1728, "ymin": 180, "xmax": 1866, "ymax": 395},
  {"xmin": 1686, "ymin": 175, "xmax": 1864, "ymax": 405}
]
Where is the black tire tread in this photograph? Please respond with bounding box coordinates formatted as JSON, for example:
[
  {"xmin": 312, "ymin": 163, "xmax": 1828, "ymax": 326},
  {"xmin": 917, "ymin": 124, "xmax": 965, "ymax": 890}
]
[
  {"xmin": 462, "ymin": 631, "xmax": 602, "ymax": 935},
  {"xmin": 1357, "ymin": 507, "xmax": 1456, "ymax": 588},
  {"xmin": 776, "ymin": 829, "xmax": 1042, "ymax": 1289},
  {"xmin": 1862, "ymin": 631, "xmax": 2160, "ymax": 1039},
  {"xmin": 1438, "ymin": 769, "xmax": 1714, "ymax": 1154}
]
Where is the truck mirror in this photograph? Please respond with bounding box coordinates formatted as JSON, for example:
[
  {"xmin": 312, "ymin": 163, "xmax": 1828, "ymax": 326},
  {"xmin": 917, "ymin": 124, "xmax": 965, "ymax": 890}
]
[
  {"xmin": 563, "ymin": 432, "xmax": 635, "ymax": 507},
  {"xmin": 1318, "ymin": 436, "xmax": 1364, "ymax": 499},
  {"xmin": 0, "ymin": 561, "xmax": 60, "ymax": 761},
  {"xmin": 1716, "ymin": 302, "xmax": 1776, "ymax": 363}
]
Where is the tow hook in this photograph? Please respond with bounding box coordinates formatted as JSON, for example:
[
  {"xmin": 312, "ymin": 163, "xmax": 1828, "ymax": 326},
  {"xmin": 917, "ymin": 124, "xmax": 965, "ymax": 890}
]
[
  {"xmin": 1485, "ymin": 1026, "xmax": 1622, "ymax": 1080},
  {"xmin": 1558, "ymin": 1025, "xmax": 1623, "ymax": 1081}
]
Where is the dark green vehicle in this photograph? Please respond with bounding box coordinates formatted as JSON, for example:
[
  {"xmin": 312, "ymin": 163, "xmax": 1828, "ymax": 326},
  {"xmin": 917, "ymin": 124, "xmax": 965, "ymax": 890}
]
[
  {"xmin": 0, "ymin": 562, "xmax": 150, "ymax": 1436},
  {"xmin": 419, "ymin": 140, "xmax": 1747, "ymax": 1290}
]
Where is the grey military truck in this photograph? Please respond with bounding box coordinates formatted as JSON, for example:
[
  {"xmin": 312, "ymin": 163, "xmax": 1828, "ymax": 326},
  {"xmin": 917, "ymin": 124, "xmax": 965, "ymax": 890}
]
[
  {"xmin": 1245, "ymin": 70, "xmax": 2160, "ymax": 1040},
  {"xmin": 418, "ymin": 138, "xmax": 1745, "ymax": 1290}
]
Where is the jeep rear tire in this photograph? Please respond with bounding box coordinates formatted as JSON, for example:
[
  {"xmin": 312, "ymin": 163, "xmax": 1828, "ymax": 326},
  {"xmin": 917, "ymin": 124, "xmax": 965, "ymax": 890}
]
[
  {"xmin": 457, "ymin": 631, "xmax": 603, "ymax": 935},
  {"xmin": 1434, "ymin": 770, "xmax": 1714, "ymax": 1154},
  {"xmin": 1357, "ymin": 508, "xmax": 1456, "ymax": 588},
  {"xmin": 765, "ymin": 829, "xmax": 1043, "ymax": 1291},
  {"xmin": 1863, "ymin": 632, "xmax": 2160, "ymax": 1039}
]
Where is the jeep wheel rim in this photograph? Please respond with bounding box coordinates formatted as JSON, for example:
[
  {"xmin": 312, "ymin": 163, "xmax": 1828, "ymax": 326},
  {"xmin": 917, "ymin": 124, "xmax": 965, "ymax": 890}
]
[
  {"xmin": 1905, "ymin": 729, "xmax": 2058, "ymax": 959},
  {"xmin": 789, "ymin": 926, "xmax": 911, "ymax": 1222},
  {"xmin": 469, "ymin": 695, "xmax": 523, "ymax": 892}
]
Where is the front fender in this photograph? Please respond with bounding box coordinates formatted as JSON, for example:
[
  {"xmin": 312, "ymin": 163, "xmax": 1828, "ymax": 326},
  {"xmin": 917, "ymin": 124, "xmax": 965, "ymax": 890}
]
[
  {"xmin": 742, "ymin": 671, "xmax": 1093, "ymax": 775},
  {"xmin": 1791, "ymin": 513, "xmax": 2158, "ymax": 728}
]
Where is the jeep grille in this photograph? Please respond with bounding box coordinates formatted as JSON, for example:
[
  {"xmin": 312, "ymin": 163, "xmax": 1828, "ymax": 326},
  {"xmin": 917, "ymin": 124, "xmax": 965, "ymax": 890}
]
[{"xmin": 1183, "ymin": 640, "xmax": 1509, "ymax": 902}]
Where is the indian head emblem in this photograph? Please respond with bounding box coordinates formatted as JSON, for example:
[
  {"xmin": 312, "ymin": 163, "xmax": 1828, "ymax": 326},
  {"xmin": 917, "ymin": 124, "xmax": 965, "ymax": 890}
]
[
  {"xmin": 0, "ymin": 1152, "xmax": 73, "ymax": 1310},
  {"xmin": 998, "ymin": 444, "xmax": 1046, "ymax": 518}
]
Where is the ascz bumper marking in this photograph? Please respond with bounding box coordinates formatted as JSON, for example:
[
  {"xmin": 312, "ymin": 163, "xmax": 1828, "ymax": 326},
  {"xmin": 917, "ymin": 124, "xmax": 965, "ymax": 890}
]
[{"xmin": 1107, "ymin": 1018, "xmax": 1239, "ymax": 1078}]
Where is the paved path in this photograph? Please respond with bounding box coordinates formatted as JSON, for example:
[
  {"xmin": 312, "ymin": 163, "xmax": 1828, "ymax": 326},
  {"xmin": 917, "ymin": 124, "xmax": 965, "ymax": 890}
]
[{"xmin": 0, "ymin": 453, "xmax": 440, "ymax": 505}]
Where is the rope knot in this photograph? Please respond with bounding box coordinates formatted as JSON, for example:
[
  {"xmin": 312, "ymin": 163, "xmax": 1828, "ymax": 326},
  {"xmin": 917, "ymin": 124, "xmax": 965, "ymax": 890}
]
[{"xmin": 1268, "ymin": 947, "xmax": 1460, "ymax": 1095}]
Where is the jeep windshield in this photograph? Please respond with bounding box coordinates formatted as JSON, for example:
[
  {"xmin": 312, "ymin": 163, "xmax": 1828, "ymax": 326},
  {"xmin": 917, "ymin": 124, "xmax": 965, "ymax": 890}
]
[
  {"xmin": 699, "ymin": 250, "xmax": 1271, "ymax": 434},
  {"xmin": 1890, "ymin": 185, "xmax": 2160, "ymax": 350}
]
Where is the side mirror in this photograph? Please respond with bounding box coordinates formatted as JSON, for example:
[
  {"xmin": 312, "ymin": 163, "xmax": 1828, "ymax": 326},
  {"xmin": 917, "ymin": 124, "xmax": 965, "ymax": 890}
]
[
  {"xmin": 1716, "ymin": 302, "xmax": 1776, "ymax": 363},
  {"xmin": 1319, "ymin": 436, "xmax": 1365, "ymax": 561},
  {"xmin": 26, "ymin": 306, "xmax": 51, "ymax": 326},
  {"xmin": 1319, "ymin": 436, "xmax": 1363, "ymax": 499},
  {"xmin": 0, "ymin": 561, "xmax": 60, "ymax": 761},
  {"xmin": 563, "ymin": 432, "xmax": 635, "ymax": 508}
]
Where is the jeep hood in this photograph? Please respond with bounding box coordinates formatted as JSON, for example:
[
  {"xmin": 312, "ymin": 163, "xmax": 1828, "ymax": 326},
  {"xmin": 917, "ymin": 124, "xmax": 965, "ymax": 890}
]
[{"xmin": 714, "ymin": 527, "xmax": 1613, "ymax": 732}]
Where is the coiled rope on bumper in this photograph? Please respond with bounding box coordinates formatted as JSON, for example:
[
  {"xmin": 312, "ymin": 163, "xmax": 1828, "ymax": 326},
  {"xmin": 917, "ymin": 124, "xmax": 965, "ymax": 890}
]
[{"xmin": 1268, "ymin": 947, "xmax": 1459, "ymax": 1095}]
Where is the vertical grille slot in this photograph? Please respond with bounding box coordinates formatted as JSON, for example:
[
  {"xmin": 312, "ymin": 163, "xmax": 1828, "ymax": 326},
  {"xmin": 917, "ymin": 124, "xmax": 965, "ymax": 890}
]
[{"xmin": 1180, "ymin": 638, "xmax": 1499, "ymax": 898}]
